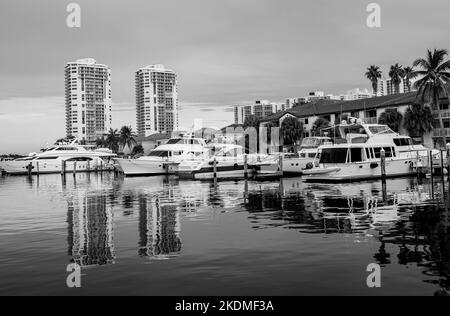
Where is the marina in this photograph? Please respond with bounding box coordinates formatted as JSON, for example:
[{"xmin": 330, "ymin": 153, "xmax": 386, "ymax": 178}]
[{"xmin": 0, "ymin": 172, "xmax": 449, "ymax": 295}]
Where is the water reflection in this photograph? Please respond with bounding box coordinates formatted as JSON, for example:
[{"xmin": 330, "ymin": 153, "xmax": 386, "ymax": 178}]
[
  {"xmin": 66, "ymin": 189, "xmax": 115, "ymax": 267},
  {"xmin": 22, "ymin": 173, "xmax": 449, "ymax": 294},
  {"xmin": 138, "ymin": 195, "xmax": 182, "ymax": 259}
]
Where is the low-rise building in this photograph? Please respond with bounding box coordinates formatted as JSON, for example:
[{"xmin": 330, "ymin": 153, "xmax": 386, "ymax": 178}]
[{"xmin": 259, "ymin": 85, "xmax": 450, "ymax": 149}]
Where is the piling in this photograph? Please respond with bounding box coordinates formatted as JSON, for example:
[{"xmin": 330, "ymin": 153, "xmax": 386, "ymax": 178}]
[
  {"xmin": 73, "ymin": 161, "xmax": 77, "ymax": 177},
  {"xmin": 440, "ymin": 150, "xmax": 445, "ymax": 183},
  {"xmin": 244, "ymin": 154, "xmax": 248, "ymax": 179},
  {"xmin": 213, "ymin": 158, "xmax": 217, "ymax": 180},
  {"xmin": 36, "ymin": 162, "xmax": 39, "ymax": 176},
  {"xmin": 27, "ymin": 162, "xmax": 33, "ymax": 177},
  {"xmin": 380, "ymin": 148, "xmax": 386, "ymax": 180},
  {"xmin": 61, "ymin": 160, "xmax": 66, "ymax": 175},
  {"xmin": 278, "ymin": 154, "xmax": 284, "ymax": 177},
  {"xmin": 87, "ymin": 160, "xmax": 91, "ymax": 172},
  {"xmin": 428, "ymin": 150, "xmax": 434, "ymax": 179},
  {"xmin": 416, "ymin": 151, "xmax": 420, "ymax": 179}
]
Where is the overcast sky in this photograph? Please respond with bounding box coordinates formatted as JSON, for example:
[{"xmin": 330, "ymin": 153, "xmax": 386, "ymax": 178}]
[{"xmin": 1, "ymin": 0, "xmax": 450, "ymax": 153}]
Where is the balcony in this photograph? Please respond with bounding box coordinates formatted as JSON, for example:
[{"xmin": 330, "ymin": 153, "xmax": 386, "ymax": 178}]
[
  {"xmin": 433, "ymin": 110, "xmax": 450, "ymax": 119},
  {"xmin": 433, "ymin": 128, "xmax": 450, "ymax": 137}
]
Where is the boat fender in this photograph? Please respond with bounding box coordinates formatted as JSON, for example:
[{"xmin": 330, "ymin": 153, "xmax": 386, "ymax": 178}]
[
  {"xmin": 234, "ymin": 163, "xmax": 239, "ymax": 169},
  {"xmin": 370, "ymin": 162, "xmax": 378, "ymax": 169},
  {"xmin": 305, "ymin": 162, "xmax": 314, "ymax": 170}
]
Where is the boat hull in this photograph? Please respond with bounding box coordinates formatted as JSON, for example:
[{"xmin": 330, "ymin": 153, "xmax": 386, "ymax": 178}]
[
  {"xmin": 0, "ymin": 158, "xmax": 112, "ymax": 175},
  {"xmin": 115, "ymin": 158, "xmax": 178, "ymax": 177},
  {"xmin": 303, "ymin": 158, "xmax": 416, "ymax": 182}
]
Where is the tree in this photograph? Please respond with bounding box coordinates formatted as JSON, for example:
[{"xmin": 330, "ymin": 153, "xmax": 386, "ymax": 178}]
[
  {"xmin": 403, "ymin": 103, "xmax": 434, "ymax": 141},
  {"xmin": 403, "ymin": 66, "xmax": 416, "ymax": 93},
  {"xmin": 105, "ymin": 128, "xmax": 120, "ymax": 153},
  {"xmin": 311, "ymin": 117, "xmax": 331, "ymax": 136},
  {"xmin": 95, "ymin": 137, "xmax": 108, "ymax": 148},
  {"xmin": 389, "ymin": 63, "xmax": 405, "ymax": 94},
  {"xmin": 131, "ymin": 144, "xmax": 145, "ymax": 157},
  {"xmin": 365, "ymin": 65, "xmax": 382, "ymax": 96},
  {"xmin": 280, "ymin": 116, "xmax": 304, "ymax": 149},
  {"xmin": 378, "ymin": 109, "xmax": 403, "ymax": 132},
  {"xmin": 411, "ymin": 48, "xmax": 450, "ymax": 146},
  {"xmin": 119, "ymin": 126, "xmax": 138, "ymax": 153}
]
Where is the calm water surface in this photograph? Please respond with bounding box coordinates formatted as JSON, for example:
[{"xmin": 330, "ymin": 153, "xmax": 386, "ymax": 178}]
[{"xmin": 0, "ymin": 173, "xmax": 449, "ymax": 295}]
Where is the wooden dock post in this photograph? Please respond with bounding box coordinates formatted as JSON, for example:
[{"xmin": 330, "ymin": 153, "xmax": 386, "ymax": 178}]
[
  {"xmin": 87, "ymin": 160, "xmax": 90, "ymax": 173},
  {"xmin": 416, "ymin": 151, "xmax": 420, "ymax": 179},
  {"xmin": 73, "ymin": 161, "xmax": 77, "ymax": 177},
  {"xmin": 27, "ymin": 162, "xmax": 33, "ymax": 177},
  {"xmin": 213, "ymin": 157, "xmax": 217, "ymax": 180},
  {"xmin": 428, "ymin": 150, "xmax": 434, "ymax": 180},
  {"xmin": 380, "ymin": 148, "xmax": 386, "ymax": 180},
  {"xmin": 440, "ymin": 150, "xmax": 445, "ymax": 183},
  {"xmin": 244, "ymin": 154, "xmax": 248, "ymax": 179},
  {"xmin": 61, "ymin": 160, "xmax": 66, "ymax": 176},
  {"xmin": 36, "ymin": 162, "xmax": 39, "ymax": 176},
  {"xmin": 278, "ymin": 154, "xmax": 284, "ymax": 177}
]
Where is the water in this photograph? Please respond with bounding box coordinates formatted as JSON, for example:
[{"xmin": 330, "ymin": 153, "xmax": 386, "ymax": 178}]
[{"xmin": 0, "ymin": 173, "xmax": 449, "ymax": 296}]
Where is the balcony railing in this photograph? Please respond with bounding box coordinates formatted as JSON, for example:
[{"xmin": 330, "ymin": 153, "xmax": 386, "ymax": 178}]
[
  {"xmin": 433, "ymin": 128, "xmax": 450, "ymax": 137},
  {"xmin": 432, "ymin": 110, "xmax": 450, "ymax": 118}
]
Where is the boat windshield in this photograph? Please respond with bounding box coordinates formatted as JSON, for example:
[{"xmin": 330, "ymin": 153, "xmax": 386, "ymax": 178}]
[
  {"xmin": 320, "ymin": 148, "xmax": 348, "ymax": 164},
  {"xmin": 166, "ymin": 139, "xmax": 184, "ymax": 145},
  {"xmin": 148, "ymin": 150, "xmax": 170, "ymax": 157},
  {"xmin": 301, "ymin": 138, "xmax": 328, "ymax": 148},
  {"xmin": 368, "ymin": 125, "xmax": 394, "ymax": 135}
]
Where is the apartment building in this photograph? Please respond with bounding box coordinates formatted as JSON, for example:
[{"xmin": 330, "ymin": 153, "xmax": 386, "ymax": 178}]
[
  {"xmin": 136, "ymin": 64, "xmax": 178, "ymax": 137},
  {"xmin": 65, "ymin": 58, "xmax": 112, "ymax": 143}
]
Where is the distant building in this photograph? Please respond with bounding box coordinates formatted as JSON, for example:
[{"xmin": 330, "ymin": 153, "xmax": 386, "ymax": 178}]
[
  {"xmin": 136, "ymin": 64, "xmax": 178, "ymax": 137},
  {"xmin": 341, "ymin": 88, "xmax": 372, "ymax": 101},
  {"xmin": 234, "ymin": 100, "xmax": 282, "ymax": 124},
  {"xmin": 65, "ymin": 58, "xmax": 112, "ymax": 143},
  {"xmin": 377, "ymin": 78, "xmax": 412, "ymax": 96}
]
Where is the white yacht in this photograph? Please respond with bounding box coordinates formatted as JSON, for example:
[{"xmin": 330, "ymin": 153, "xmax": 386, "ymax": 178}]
[
  {"xmin": 114, "ymin": 136, "xmax": 208, "ymax": 177},
  {"xmin": 302, "ymin": 120, "xmax": 432, "ymax": 182},
  {"xmin": 281, "ymin": 137, "xmax": 333, "ymax": 175},
  {"xmin": 178, "ymin": 144, "xmax": 275, "ymax": 180},
  {"xmin": 0, "ymin": 142, "xmax": 115, "ymax": 175}
]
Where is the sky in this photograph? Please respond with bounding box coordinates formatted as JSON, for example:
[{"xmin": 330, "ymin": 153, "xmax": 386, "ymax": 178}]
[{"xmin": 1, "ymin": 0, "xmax": 450, "ymax": 153}]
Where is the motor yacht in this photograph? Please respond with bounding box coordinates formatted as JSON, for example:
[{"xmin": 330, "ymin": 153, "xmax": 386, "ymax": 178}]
[
  {"xmin": 0, "ymin": 141, "xmax": 115, "ymax": 175},
  {"xmin": 114, "ymin": 136, "xmax": 208, "ymax": 177}
]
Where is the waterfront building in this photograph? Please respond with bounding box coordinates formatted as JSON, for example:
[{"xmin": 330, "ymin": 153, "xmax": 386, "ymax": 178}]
[
  {"xmin": 136, "ymin": 64, "xmax": 178, "ymax": 137},
  {"xmin": 259, "ymin": 83, "xmax": 450, "ymax": 149},
  {"xmin": 65, "ymin": 58, "xmax": 112, "ymax": 143}
]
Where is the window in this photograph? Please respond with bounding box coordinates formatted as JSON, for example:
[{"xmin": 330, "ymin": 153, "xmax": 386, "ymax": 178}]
[
  {"xmin": 148, "ymin": 151, "xmax": 169, "ymax": 157},
  {"xmin": 350, "ymin": 148, "xmax": 363, "ymax": 162},
  {"xmin": 393, "ymin": 138, "xmax": 413, "ymax": 146},
  {"xmin": 320, "ymin": 148, "xmax": 348, "ymax": 164}
]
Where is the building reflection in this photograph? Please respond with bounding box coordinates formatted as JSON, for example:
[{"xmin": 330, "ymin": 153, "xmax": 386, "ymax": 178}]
[
  {"xmin": 138, "ymin": 195, "xmax": 182, "ymax": 259},
  {"xmin": 67, "ymin": 190, "xmax": 115, "ymax": 267}
]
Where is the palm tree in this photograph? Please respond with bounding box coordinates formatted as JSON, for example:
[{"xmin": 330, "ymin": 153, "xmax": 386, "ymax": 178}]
[
  {"xmin": 403, "ymin": 103, "xmax": 434, "ymax": 141},
  {"xmin": 389, "ymin": 63, "xmax": 405, "ymax": 94},
  {"xmin": 280, "ymin": 116, "xmax": 304, "ymax": 149},
  {"xmin": 131, "ymin": 144, "xmax": 145, "ymax": 157},
  {"xmin": 119, "ymin": 126, "xmax": 138, "ymax": 153},
  {"xmin": 365, "ymin": 65, "xmax": 382, "ymax": 96},
  {"xmin": 378, "ymin": 109, "xmax": 403, "ymax": 132},
  {"xmin": 403, "ymin": 66, "xmax": 416, "ymax": 93},
  {"xmin": 105, "ymin": 128, "xmax": 120, "ymax": 153},
  {"xmin": 411, "ymin": 49, "xmax": 450, "ymax": 146}
]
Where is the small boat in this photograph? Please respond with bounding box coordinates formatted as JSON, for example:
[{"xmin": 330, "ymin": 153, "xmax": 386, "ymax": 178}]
[
  {"xmin": 0, "ymin": 141, "xmax": 115, "ymax": 175},
  {"xmin": 114, "ymin": 136, "xmax": 208, "ymax": 177}
]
